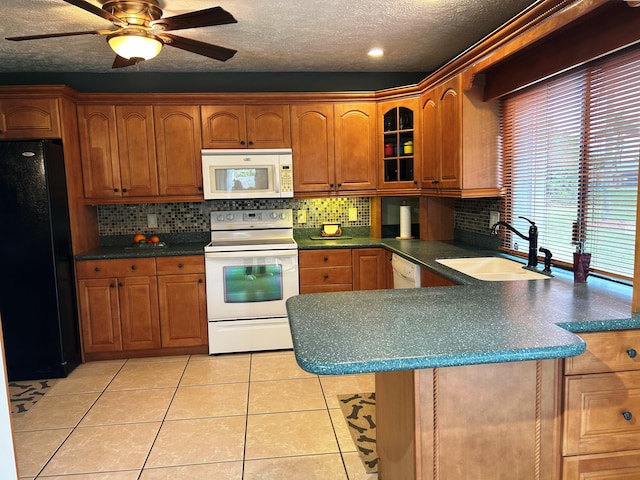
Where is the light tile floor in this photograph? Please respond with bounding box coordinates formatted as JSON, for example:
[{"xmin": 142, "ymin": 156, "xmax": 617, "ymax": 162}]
[{"xmin": 12, "ymin": 350, "xmax": 378, "ymax": 480}]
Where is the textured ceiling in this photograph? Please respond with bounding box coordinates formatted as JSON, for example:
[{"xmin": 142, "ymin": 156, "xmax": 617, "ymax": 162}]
[{"xmin": 0, "ymin": 0, "xmax": 538, "ymax": 74}]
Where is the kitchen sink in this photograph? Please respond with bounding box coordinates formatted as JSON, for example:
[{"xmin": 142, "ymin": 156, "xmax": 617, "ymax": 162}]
[{"xmin": 436, "ymin": 257, "xmax": 550, "ymax": 281}]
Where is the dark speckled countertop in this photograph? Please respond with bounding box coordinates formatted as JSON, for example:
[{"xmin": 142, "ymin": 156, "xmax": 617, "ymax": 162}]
[
  {"xmin": 288, "ymin": 238, "xmax": 640, "ymax": 375},
  {"xmin": 75, "ymin": 242, "xmax": 207, "ymax": 260}
]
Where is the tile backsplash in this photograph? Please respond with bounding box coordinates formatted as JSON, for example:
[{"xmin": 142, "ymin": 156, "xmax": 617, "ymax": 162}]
[
  {"xmin": 96, "ymin": 196, "xmax": 499, "ymax": 241},
  {"xmin": 97, "ymin": 197, "xmax": 371, "ymax": 236}
]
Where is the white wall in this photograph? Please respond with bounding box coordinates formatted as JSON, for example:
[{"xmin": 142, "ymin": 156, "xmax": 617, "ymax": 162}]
[{"xmin": 0, "ymin": 318, "xmax": 19, "ymax": 479}]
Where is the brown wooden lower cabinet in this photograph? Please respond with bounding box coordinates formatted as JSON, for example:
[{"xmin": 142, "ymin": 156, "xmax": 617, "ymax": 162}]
[
  {"xmin": 299, "ymin": 247, "xmax": 389, "ymax": 293},
  {"xmin": 375, "ymin": 360, "xmax": 562, "ymax": 480},
  {"xmin": 76, "ymin": 256, "xmax": 207, "ymax": 360},
  {"xmin": 156, "ymin": 256, "xmax": 207, "ymax": 348},
  {"xmin": 561, "ymin": 329, "xmax": 640, "ymax": 479}
]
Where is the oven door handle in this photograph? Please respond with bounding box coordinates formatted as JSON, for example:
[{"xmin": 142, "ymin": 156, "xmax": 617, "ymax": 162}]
[{"xmin": 205, "ymin": 249, "xmax": 298, "ymax": 259}]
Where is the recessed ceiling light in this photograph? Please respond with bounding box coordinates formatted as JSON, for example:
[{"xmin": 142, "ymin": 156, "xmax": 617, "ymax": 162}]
[{"xmin": 368, "ymin": 48, "xmax": 384, "ymax": 58}]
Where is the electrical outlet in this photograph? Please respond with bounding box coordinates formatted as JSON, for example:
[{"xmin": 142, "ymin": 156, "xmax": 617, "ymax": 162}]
[
  {"xmin": 489, "ymin": 211, "xmax": 500, "ymax": 228},
  {"xmin": 349, "ymin": 207, "xmax": 358, "ymax": 221},
  {"xmin": 147, "ymin": 213, "xmax": 158, "ymax": 229},
  {"xmin": 297, "ymin": 209, "xmax": 307, "ymax": 224}
]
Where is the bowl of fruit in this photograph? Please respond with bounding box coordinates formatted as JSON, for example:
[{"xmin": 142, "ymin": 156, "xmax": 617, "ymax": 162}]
[{"xmin": 129, "ymin": 234, "xmax": 166, "ymax": 248}]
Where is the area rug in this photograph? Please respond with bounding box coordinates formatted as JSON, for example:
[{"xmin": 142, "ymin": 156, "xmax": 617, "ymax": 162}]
[
  {"xmin": 337, "ymin": 392, "xmax": 377, "ymax": 473},
  {"xmin": 8, "ymin": 379, "xmax": 57, "ymax": 415}
]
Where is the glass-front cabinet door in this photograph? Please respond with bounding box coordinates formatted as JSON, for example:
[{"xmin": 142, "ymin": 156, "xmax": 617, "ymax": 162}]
[{"xmin": 377, "ymin": 98, "xmax": 420, "ymax": 192}]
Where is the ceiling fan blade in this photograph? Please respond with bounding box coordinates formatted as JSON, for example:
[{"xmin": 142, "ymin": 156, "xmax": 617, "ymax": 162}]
[
  {"xmin": 160, "ymin": 34, "xmax": 236, "ymax": 61},
  {"xmin": 150, "ymin": 7, "xmax": 237, "ymax": 31},
  {"xmin": 6, "ymin": 30, "xmax": 112, "ymax": 41},
  {"xmin": 63, "ymin": 0, "xmax": 128, "ymax": 27},
  {"xmin": 112, "ymin": 55, "xmax": 140, "ymax": 69}
]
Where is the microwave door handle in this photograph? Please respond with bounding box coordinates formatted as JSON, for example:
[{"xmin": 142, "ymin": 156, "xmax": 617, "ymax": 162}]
[{"xmin": 273, "ymin": 166, "xmax": 280, "ymax": 194}]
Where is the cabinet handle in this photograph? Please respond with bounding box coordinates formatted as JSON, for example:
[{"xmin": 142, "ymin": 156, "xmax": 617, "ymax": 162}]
[
  {"xmin": 413, "ymin": 180, "xmax": 418, "ymax": 185},
  {"xmin": 240, "ymin": 140, "xmax": 246, "ymax": 145},
  {"xmin": 178, "ymin": 263, "xmax": 183, "ymax": 268},
  {"xmin": 114, "ymin": 188, "xmax": 119, "ymax": 192},
  {"xmin": 197, "ymin": 186, "xmax": 203, "ymax": 191},
  {"xmin": 122, "ymin": 188, "xmax": 128, "ymax": 193},
  {"xmin": 94, "ymin": 267, "xmax": 101, "ymax": 272},
  {"xmin": 432, "ymin": 180, "xmax": 439, "ymax": 185},
  {"xmin": 627, "ymin": 349, "xmax": 637, "ymax": 358},
  {"xmin": 323, "ymin": 274, "xmax": 329, "ymax": 280},
  {"xmin": 248, "ymin": 140, "xmax": 254, "ymax": 145},
  {"xmin": 109, "ymin": 283, "xmax": 115, "ymax": 288},
  {"xmin": 198, "ymin": 279, "xmax": 203, "ymax": 284},
  {"xmin": 131, "ymin": 265, "xmax": 136, "ymax": 270},
  {"xmin": 323, "ymin": 256, "xmax": 328, "ymax": 262},
  {"xmin": 329, "ymin": 183, "xmax": 334, "ymax": 188},
  {"xmin": 622, "ymin": 411, "xmax": 633, "ymax": 421},
  {"xmin": 118, "ymin": 282, "xmax": 123, "ymax": 288}
]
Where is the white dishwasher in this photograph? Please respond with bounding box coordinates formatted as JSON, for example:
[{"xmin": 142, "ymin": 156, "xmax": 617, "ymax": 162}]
[{"xmin": 391, "ymin": 253, "xmax": 421, "ymax": 288}]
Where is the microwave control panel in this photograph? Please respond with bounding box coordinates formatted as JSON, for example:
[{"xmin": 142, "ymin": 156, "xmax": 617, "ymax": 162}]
[{"xmin": 280, "ymin": 164, "xmax": 293, "ymax": 194}]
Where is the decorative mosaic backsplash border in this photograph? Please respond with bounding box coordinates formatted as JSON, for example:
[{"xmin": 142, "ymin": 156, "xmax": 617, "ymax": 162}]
[{"xmin": 97, "ymin": 197, "xmax": 372, "ymax": 236}]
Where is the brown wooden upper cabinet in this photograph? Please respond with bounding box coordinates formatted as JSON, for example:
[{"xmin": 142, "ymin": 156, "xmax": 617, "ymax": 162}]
[
  {"xmin": 420, "ymin": 74, "xmax": 500, "ymax": 197},
  {"xmin": 78, "ymin": 104, "xmax": 159, "ymax": 198},
  {"xmin": 0, "ymin": 97, "xmax": 61, "ymax": 139},
  {"xmin": 378, "ymin": 97, "xmax": 420, "ymax": 192},
  {"xmin": 154, "ymin": 105, "xmax": 203, "ymax": 197},
  {"xmin": 292, "ymin": 103, "xmax": 377, "ymax": 195},
  {"xmin": 201, "ymin": 105, "xmax": 291, "ymax": 149}
]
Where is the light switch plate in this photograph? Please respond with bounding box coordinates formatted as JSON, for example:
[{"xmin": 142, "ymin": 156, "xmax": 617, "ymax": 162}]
[
  {"xmin": 147, "ymin": 213, "xmax": 158, "ymax": 228},
  {"xmin": 489, "ymin": 211, "xmax": 500, "ymax": 228},
  {"xmin": 297, "ymin": 209, "xmax": 307, "ymax": 224},
  {"xmin": 349, "ymin": 207, "xmax": 358, "ymax": 221}
]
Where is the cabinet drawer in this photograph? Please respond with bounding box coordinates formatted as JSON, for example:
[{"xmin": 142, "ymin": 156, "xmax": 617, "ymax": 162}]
[
  {"xmin": 565, "ymin": 330, "xmax": 640, "ymax": 375},
  {"xmin": 156, "ymin": 256, "xmax": 204, "ymax": 275},
  {"xmin": 300, "ymin": 284, "xmax": 352, "ymax": 294},
  {"xmin": 563, "ymin": 371, "xmax": 640, "ymax": 456},
  {"xmin": 76, "ymin": 258, "xmax": 156, "ymax": 278},
  {"xmin": 299, "ymin": 266, "xmax": 352, "ymax": 286},
  {"xmin": 562, "ymin": 449, "xmax": 640, "ymax": 480},
  {"xmin": 299, "ymin": 249, "xmax": 352, "ymax": 267}
]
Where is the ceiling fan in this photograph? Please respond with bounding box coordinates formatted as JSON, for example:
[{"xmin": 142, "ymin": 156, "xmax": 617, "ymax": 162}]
[{"xmin": 5, "ymin": 0, "xmax": 238, "ymax": 69}]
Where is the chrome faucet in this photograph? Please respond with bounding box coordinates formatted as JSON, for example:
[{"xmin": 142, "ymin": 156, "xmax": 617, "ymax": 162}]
[{"xmin": 491, "ymin": 216, "xmax": 538, "ymax": 268}]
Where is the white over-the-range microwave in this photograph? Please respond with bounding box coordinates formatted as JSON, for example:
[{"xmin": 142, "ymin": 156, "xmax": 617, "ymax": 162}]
[{"xmin": 201, "ymin": 148, "xmax": 293, "ymax": 199}]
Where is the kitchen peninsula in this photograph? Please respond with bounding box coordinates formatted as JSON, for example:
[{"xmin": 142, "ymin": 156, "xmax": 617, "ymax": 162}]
[{"xmin": 286, "ymin": 240, "xmax": 640, "ymax": 480}]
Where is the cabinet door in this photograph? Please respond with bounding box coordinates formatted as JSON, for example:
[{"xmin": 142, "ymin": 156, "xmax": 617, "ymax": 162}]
[
  {"xmin": 353, "ymin": 248, "xmax": 386, "ymax": 290},
  {"xmin": 78, "ymin": 104, "xmax": 122, "ymax": 198},
  {"xmin": 291, "ymin": 104, "xmax": 335, "ymax": 193},
  {"xmin": 0, "ymin": 97, "xmax": 61, "ymax": 139},
  {"xmin": 115, "ymin": 105, "xmax": 158, "ymax": 197},
  {"xmin": 201, "ymin": 105, "xmax": 247, "ymax": 148},
  {"xmin": 118, "ymin": 276, "xmax": 161, "ymax": 351},
  {"xmin": 420, "ymin": 91, "xmax": 439, "ymax": 189},
  {"xmin": 154, "ymin": 105, "xmax": 203, "ymax": 196},
  {"xmin": 246, "ymin": 105, "xmax": 291, "ymax": 148},
  {"xmin": 77, "ymin": 278, "xmax": 122, "ymax": 352},
  {"xmin": 158, "ymin": 273, "xmax": 207, "ymax": 347},
  {"xmin": 334, "ymin": 103, "xmax": 377, "ymax": 191},
  {"xmin": 378, "ymin": 98, "xmax": 420, "ymax": 191},
  {"xmin": 438, "ymin": 79, "xmax": 462, "ymax": 189}
]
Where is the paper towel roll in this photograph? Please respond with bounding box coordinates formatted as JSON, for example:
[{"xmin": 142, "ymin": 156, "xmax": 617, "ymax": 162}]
[{"xmin": 399, "ymin": 205, "xmax": 412, "ymax": 239}]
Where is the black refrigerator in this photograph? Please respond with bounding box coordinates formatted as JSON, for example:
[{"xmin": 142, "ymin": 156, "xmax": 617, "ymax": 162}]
[{"xmin": 0, "ymin": 140, "xmax": 81, "ymax": 381}]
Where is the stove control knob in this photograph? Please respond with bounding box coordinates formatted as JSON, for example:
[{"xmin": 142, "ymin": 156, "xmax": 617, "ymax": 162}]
[
  {"xmin": 227, "ymin": 213, "xmax": 235, "ymax": 221},
  {"xmin": 270, "ymin": 212, "xmax": 278, "ymax": 219},
  {"xmin": 280, "ymin": 212, "xmax": 287, "ymax": 219},
  {"xmin": 216, "ymin": 214, "xmax": 225, "ymax": 221}
]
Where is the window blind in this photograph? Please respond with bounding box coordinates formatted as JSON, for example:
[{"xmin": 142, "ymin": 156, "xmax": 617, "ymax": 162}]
[{"xmin": 500, "ymin": 47, "xmax": 640, "ymax": 280}]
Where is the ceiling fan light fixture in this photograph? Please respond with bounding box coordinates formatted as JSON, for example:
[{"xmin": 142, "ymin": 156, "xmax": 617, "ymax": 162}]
[{"xmin": 107, "ymin": 30, "xmax": 162, "ymax": 60}]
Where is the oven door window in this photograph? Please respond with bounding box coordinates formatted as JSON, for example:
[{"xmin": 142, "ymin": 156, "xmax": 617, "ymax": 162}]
[
  {"xmin": 223, "ymin": 264, "xmax": 283, "ymax": 303},
  {"xmin": 214, "ymin": 167, "xmax": 273, "ymax": 194}
]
